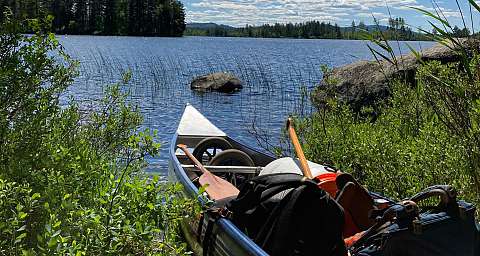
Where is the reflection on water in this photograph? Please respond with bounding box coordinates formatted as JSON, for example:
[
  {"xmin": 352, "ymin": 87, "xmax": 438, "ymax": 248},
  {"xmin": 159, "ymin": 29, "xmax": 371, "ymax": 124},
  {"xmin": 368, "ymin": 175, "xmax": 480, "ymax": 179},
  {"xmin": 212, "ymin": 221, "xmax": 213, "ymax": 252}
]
[{"xmin": 59, "ymin": 36, "xmax": 435, "ymax": 174}]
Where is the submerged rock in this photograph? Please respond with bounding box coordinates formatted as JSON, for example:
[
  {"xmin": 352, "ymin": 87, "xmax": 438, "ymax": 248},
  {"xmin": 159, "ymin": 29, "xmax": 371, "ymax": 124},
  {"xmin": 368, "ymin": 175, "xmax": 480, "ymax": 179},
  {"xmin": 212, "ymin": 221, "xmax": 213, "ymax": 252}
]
[
  {"xmin": 311, "ymin": 40, "xmax": 479, "ymax": 111},
  {"xmin": 191, "ymin": 72, "xmax": 243, "ymax": 93}
]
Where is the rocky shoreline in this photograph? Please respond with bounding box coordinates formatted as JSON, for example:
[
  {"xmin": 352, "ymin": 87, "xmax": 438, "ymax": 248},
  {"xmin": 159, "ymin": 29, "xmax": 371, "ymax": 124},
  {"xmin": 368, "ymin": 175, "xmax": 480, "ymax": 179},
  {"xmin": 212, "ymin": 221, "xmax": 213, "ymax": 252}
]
[{"xmin": 311, "ymin": 40, "xmax": 479, "ymax": 111}]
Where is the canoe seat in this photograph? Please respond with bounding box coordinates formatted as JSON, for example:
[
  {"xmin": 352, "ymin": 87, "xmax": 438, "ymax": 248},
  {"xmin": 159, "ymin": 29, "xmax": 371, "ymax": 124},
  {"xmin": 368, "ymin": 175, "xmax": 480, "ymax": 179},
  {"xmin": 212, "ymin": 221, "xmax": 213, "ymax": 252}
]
[
  {"xmin": 181, "ymin": 165, "xmax": 262, "ymax": 186},
  {"xmin": 181, "ymin": 165, "xmax": 262, "ymax": 175}
]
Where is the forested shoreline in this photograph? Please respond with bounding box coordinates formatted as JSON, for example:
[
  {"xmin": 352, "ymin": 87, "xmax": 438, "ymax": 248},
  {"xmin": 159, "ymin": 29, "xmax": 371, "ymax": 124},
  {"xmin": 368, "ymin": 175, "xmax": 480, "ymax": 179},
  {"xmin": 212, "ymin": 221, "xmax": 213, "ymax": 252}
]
[
  {"xmin": 185, "ymin": 19, "xmax": 431, "ymax": 41},
  {"xmin": 0, "ymin": 0, "xmax": 186, "ymax": 36}
]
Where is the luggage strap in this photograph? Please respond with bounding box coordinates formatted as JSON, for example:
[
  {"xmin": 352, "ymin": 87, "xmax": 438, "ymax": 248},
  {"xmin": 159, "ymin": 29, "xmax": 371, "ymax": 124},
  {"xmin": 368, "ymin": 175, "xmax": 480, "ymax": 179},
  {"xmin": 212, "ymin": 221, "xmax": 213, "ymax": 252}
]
[
  {"xmin": 349, "ymin": 200, "xmax": 419, "ymax": 252},
  {"xmin": 200, "ymin": 207, "xmax": 234, "ymax": 256}
]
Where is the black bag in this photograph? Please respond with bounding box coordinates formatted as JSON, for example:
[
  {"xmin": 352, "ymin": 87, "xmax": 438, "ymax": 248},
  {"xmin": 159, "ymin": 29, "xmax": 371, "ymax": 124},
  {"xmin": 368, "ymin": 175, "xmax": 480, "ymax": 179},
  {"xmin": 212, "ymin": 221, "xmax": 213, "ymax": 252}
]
[
  {"xmin": 350, "ymin": 185, "xmax": 479, "ymax": 256},
  {"xmin": 225, "ymin": 173, "xmax": 347, "ymax": 256}
]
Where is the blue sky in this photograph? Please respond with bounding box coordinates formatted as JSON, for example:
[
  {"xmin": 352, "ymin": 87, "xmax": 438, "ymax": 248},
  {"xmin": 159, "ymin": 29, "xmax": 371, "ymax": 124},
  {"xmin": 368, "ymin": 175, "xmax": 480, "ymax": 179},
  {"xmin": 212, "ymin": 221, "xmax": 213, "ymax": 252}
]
[{"xmin": 184, "ymin": 0, "xmax": 480, "ymax": 30}]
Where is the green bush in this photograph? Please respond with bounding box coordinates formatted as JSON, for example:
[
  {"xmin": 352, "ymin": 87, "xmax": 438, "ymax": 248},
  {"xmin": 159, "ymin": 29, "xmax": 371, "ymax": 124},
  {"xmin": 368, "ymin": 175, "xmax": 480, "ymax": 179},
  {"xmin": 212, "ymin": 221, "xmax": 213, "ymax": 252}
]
[
  {"xmin": 297, "ymin": 61, "xmax": 479, "ymax": 210},
  {"xmin": 0, "ymin": 12, "xmax": 193, "ymax": 255}
]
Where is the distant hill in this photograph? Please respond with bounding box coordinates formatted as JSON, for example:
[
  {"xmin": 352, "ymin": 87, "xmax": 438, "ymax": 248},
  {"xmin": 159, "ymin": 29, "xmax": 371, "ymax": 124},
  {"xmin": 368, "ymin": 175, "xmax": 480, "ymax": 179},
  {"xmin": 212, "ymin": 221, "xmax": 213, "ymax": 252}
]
[
  {"xmin": 187, "ymin": 23, "xmax": 235, "ymax": 30},
  {"xmin": 366, "ymin": 25, "xmax": 390, "ymax": 32}
]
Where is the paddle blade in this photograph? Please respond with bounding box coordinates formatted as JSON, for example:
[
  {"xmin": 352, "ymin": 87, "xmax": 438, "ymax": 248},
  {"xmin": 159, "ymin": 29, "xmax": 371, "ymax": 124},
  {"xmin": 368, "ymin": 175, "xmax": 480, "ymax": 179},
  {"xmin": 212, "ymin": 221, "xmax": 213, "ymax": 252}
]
[
  {"xmin": 177, "ymin": 143, "xmax": 239, "ymax": 200},
  {"xmin": 199, "ymin": 172, "xmax": 240, "ymax": 200}
]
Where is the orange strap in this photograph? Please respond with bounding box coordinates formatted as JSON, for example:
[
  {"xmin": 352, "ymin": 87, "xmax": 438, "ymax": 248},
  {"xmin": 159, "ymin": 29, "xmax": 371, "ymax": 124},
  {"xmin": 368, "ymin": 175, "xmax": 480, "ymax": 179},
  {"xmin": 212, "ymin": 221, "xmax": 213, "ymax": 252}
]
[{"xmin": 344, "ymin": 231, "xmax": 365, "ymax": 247}]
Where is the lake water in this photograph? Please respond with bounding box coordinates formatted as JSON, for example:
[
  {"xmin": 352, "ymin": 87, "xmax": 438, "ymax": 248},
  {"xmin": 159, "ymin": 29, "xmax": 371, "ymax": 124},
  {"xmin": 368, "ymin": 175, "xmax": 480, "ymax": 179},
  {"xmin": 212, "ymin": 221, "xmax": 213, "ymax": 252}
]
[{"xmin": 59, "ymin": 36, "xmax": 435, "ymax": 174}]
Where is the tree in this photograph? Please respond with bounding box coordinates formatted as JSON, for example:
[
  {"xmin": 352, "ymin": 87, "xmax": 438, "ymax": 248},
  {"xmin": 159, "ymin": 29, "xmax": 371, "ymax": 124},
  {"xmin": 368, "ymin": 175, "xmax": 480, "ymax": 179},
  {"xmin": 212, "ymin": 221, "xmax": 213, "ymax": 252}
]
[
  {"xmin": 358, "ymin": 21, "xmax": 367, "ymax": 31},
  {"xmin": 452, "ymin": 25, "xmax": 470, "ymax": 37},
  {"xmin": 74, "ymin": 0, "xmax": 87, "ymax": 34},
  {"xmin": 0, "ymin": 0, "xmax": 187, "ymax": 36},
  {"xmin": 170, "ymin": 0, "xmax": 185, "ymax": 36},
  {"xmin": 104, "ymin": 0, "xmax": 117, "ymax": 35}
]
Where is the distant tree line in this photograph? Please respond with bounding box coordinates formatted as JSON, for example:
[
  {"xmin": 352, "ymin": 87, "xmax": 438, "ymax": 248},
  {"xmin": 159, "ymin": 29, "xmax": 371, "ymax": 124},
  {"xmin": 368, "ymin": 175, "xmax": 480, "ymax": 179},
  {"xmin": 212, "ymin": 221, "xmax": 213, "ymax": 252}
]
[
  {"xmin": 185, "ymin": 18, "xmax": 435, "ymax": 41},
  {"xmin": 187, "ymin": 21, "xmax": 344, "ymax": 39},
  {"xmin": 0, "ymin": 0, "xmax": 186, "ymax": 36},
  {"xmin": 346, "ymin": 17, "xmax": 418, "ymax": 41},
  {"xmin": 433, "ymin": 25, "xmax": 470, "ymax": 38}
]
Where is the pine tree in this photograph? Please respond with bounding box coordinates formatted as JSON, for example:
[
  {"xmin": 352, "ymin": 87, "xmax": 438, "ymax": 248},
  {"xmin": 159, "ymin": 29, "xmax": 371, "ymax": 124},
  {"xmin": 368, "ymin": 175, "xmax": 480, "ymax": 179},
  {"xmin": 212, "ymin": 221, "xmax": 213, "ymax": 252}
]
[
  {"xmin": 0, "ymin": 0, "xmax": 186, "ymax": 36},
  {"xmin": 104, "ymin": 0, "xmax": 117, "ymax": 35}
]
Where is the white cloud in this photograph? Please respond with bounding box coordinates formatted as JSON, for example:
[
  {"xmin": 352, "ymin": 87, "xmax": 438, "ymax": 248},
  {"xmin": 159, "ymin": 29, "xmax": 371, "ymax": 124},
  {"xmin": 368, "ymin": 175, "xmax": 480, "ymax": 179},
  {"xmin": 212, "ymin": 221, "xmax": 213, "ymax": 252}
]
[
  {"xmin": 187, "ymin": 0, "xmax": 419, "ymax": 26},
  {"xmin": 186, "ymin": 0, "xmax": 465, "ymax": 27}
]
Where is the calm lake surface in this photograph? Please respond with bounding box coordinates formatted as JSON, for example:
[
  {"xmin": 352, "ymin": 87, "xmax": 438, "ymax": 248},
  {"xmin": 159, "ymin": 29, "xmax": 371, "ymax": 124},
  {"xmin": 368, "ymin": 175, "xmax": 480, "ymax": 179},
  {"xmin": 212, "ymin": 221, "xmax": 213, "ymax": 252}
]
[{"xmin": 59, "ymin": 36, "xmax": 435, "ymax": 174}]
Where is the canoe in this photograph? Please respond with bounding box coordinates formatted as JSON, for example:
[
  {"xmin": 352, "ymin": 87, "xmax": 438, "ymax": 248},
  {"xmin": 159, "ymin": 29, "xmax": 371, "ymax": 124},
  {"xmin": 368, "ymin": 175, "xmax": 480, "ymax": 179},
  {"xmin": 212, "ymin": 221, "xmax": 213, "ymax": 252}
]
[
  {"xmin": 168, "ymin": 104, "xmax": 480, "ymax": 256},
  {"xmin": 169, "ymin": 104, "xmax": 395, "ymax": 255},
  {"xmin": 169, "ymin": 104, "xmax": 279, "ymax": 256}
]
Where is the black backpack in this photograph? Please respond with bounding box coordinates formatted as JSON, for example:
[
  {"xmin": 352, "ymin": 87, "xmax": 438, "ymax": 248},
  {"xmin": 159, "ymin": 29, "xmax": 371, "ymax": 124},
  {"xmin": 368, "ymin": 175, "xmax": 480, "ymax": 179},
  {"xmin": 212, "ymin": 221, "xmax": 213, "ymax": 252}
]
[
  {"xmin": 225, "ymin": 173, "xmax": 347, "ymax": 256},
  {"xmin": 350, "ymin": 185, "xmax": 479, "ymax": 256}
]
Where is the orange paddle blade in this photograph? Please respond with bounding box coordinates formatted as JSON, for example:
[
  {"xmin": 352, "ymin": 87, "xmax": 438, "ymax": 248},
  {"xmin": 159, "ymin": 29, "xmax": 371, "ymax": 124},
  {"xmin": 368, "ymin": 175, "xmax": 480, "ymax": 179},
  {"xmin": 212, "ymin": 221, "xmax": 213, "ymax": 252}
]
[
  {"xmin": 177, "ymin": 144, "xmax": 239, "ymax": 200},
  {"xmin": 199, "ymin": 172, "xmax": 240, "ymax": 200}
]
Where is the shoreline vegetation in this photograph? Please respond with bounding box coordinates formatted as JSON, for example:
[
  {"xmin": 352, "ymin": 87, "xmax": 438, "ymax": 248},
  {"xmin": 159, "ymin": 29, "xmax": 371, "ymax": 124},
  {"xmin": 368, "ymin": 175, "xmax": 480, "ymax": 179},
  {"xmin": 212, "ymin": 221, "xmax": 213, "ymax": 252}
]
[
  {"xmin": 0, "ymin": 13, "xmax": 194, "ymax": 255},
  {"xmin": 185, "ymin": 19, "xmax": 433, "ymax": 41}
]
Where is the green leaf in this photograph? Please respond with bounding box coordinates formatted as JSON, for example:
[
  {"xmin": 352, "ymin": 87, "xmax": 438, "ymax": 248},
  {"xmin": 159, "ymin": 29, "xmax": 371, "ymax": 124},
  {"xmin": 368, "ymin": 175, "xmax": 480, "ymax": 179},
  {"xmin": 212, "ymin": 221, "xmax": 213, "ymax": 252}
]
[
  {"xmin": 468, "ymin": 0, "xmax": 480, "ymax": 13},
  {"xmin": 198, "ymin": 184, "xmax": 208, "ymax": 195},
  {"xmin": 22, "ymin": 249, "xmax": 34, "ymax": 256},
  {"xmin": 17, "ymin": 225, "xmax": 27, "ymax": 232},
  {"xmin": 406, "ymin": 43, "xmax": 423, "ymax": 62},
  {"xmin": 367, "ymin": 45, "xmax": 394, "ymax": 66},
  {"xmin": 428, "ymin": 22, "xmax": 461, "ymax": 49},
  {"xmin": 15, "ymin": 232, "xmax": 27, "ymax": 243},
  {"xmin": 31, "ymin": 193, "xmax": 41, "ymax": 200},
  {"xmin": 18, "ymin": 212, "xmax": 27, "ymax": 220},
  {"xmin": 53, "ymin": 220, "xmax": 61, "ymax": 228},
  {"xmin": 48, "ymin": 238, "xmax": 57, "ymax": 248},
  {"xmin": 147, "ymin": 203, "xmax": 154, "ymax": 210},
  {"xmin": 410, "ymin": 6, "xmax": 452, "ymax": 29},
  {"xmin": 52, "ymin": 230, "xmax": 61, "ymax": 237}
]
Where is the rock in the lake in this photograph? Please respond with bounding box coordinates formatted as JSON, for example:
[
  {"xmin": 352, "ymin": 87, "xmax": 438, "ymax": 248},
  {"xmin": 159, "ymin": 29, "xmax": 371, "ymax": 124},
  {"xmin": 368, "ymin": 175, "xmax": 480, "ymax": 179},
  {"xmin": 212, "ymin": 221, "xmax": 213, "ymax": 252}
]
[
  {"xmin": 311, "ymin": 39, "xmax": 479, "ymax": 111},
  {"xmin": 191, "ymin": 72, "xmax": 243, "ymax": 93}
]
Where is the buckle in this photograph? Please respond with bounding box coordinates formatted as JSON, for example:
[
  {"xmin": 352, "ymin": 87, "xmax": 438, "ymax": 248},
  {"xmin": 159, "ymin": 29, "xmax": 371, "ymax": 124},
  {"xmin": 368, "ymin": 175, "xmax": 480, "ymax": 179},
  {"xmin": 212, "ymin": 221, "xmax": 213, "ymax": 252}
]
[
  {"xmin": 219, "ymin": 207, "xmax": 233, "ymax": 218},
  {"xmin": 412, "ymin": 219, "xmax": 423, "ymax": 235}
]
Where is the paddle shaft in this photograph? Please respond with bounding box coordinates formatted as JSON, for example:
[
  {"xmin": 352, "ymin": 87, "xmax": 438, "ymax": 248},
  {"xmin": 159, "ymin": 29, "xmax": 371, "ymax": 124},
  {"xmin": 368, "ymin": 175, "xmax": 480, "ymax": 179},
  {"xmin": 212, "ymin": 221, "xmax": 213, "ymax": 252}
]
[
  {"xmin": 177, "ymin": 144, "xmax": 210, "ymax": 175},
  {"xmin": 287, "ymin": 118, "xmax": 314, "ymax": 179}
]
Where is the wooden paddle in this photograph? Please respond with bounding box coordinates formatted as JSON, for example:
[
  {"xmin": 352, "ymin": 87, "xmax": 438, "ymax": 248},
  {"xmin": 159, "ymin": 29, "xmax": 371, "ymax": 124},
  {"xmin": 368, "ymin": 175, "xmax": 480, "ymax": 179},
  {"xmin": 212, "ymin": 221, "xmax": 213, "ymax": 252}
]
[
  {"xmin": 177, "ymin": 144, "xmax": 240, "ymax": 200},
  {"xmin": 286, "ymin": 117, "xmax": 314, "ymax": 179}
]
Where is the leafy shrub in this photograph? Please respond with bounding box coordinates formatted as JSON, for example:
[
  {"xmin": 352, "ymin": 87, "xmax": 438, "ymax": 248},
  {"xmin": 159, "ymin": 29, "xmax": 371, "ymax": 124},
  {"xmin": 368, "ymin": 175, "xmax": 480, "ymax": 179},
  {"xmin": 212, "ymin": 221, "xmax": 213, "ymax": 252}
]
[
  {"xmin": 297, "ymin": 61, "xmax": 479, "ymax": 213},
  {"xmin": 297, "ymin": 77, "xmax": 474, "ymax": 202},
  {"xmin": 0, "ymin": 11, "xmax": 194, "ymax": 255}
]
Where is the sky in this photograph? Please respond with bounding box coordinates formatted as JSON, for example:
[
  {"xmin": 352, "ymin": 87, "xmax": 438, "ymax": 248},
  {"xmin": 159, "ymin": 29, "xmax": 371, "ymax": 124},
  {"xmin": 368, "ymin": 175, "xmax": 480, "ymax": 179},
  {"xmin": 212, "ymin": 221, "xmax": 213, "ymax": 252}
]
[{"xmin": 184, "ymin": 0, "xmax": 480, "ymax": 30}]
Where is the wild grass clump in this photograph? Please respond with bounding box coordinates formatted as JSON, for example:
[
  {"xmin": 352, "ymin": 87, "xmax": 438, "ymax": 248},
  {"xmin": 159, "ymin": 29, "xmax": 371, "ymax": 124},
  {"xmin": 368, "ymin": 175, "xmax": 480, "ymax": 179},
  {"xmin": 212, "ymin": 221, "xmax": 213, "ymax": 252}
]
[
  {"xmin": 0, "ymin": 12, "xmax": 194, "ymax": 255},
  {"xmin": 297, "ymin": 79, "xmax": 475, "ymax": 204},
  {"xmin": 297, "ymin": 0, "xmax": 480, "ymax": 209}
]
